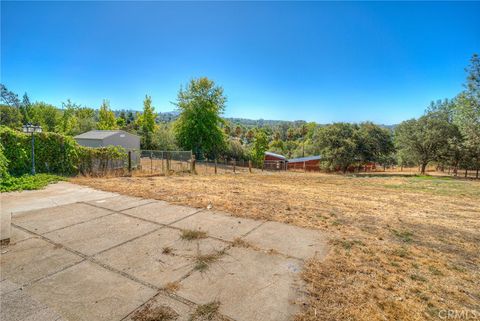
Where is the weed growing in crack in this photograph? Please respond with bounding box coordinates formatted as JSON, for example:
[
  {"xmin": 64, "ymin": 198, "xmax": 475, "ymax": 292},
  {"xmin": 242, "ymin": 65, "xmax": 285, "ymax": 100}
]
[{"xmin": 181, "ymin": 229, "xmax": 208, "ymax": 241}]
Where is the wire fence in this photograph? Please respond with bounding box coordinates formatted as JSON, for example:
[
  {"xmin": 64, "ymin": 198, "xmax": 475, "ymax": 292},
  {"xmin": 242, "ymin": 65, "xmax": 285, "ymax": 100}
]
[
  {"xmin": 138, "ymin": 150, "xmax": 193, "ymax": 175},
  {"xmin": 81, "ymin": 149, "xmax": 479, "ymax": 179},
  {"xmin": 194, "ymin": 158, "xmax": 254, "ymax": 175}
]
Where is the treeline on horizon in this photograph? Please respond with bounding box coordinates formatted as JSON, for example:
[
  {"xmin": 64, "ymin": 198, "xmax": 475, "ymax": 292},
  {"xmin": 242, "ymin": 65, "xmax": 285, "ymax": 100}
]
[{"xmin": 1, "ymin": 54, "xmax": 479, "ymax": 175}]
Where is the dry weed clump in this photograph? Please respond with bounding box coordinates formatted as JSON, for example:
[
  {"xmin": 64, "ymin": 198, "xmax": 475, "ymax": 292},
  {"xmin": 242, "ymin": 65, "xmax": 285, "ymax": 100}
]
[
  {"xmin": 194, "ymin": 249, "xmax": 225, "ymax": 272},
  {"xmin": 72, "ymin": 172, "xmax": 480, "ymax": 321},
  {"xmin": 180, "ymin": 229, "xmax": 208, "ymax": 241},
  {"xmin": 131, "ymin": 303, "xmax": 178, "ymax": 321},
  {"xmin": 188, "ymin": 301, "xmax": 227, "ymax": 321},
  {"xmin": 164, "ymin": 281, "xmax": 180, "ymax": 293}
]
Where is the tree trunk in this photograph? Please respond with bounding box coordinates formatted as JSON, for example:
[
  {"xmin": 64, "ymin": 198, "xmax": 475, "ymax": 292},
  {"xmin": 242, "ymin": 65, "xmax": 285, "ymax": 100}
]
[{"xmin": 420, "ymin": 163, "xmax": 427, "ymax": 175}]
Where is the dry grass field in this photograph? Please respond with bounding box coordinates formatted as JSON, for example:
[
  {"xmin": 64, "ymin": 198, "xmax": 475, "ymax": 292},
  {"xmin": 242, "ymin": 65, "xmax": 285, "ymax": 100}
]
[{"xmin": 72, "ymin": 171, "xmax": 480, "ymax": 321}]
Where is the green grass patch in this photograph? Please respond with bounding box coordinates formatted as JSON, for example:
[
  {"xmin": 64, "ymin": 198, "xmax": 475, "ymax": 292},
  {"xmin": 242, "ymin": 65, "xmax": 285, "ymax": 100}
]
[
  {"xmin": 0, "ymin": 174, "xmax": 65, "ymax": 192},
  {"xmin": 412, "ymin": 175, "xmax": 453, "ymax": 181},
  {"xmin": 381, "ymin": 176, "xmax": 480, "ymax": 198}
]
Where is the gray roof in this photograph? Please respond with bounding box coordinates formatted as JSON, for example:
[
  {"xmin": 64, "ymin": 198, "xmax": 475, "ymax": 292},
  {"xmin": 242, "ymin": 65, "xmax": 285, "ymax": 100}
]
[
  {"xmin": 288, "ymin": 155, "xmax": 322, "ymax": 163},
  {"xmin": 74, "ymin": 130, "xmax": 139, "ymax": 140},
  {"xmin": 265, "ymin": 151, "xmax": 287, "ymax": 160}
]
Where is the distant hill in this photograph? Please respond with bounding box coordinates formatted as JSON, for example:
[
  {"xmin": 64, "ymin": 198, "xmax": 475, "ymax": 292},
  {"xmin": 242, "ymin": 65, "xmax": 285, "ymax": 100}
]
[{"xmin": 113, "ymin": 109, "xmax": 397, "ymax": 129}]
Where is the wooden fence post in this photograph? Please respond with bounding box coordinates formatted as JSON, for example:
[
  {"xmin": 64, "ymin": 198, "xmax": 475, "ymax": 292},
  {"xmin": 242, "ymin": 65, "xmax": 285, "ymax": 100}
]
[
  {"xmin": 214, "ymin": 159, "xmax": 217, "ymax": 174},
  {"xmin": 233, "ymin": 159, "xmax": 236, "ymax": 173},
  {"xmin": 150, "ymin": 151, "xmax": 153, "ymax": 174},
  {"xmin": 303, "ymin": 161, "xmax": 306, "ymax": 173},
  {"xmin": 128, "ymin": 151, "xmax": 132, "ymax": 173},
  {"xmin": 161, "ymin": 154, "xmax": 165, "ymax": 174},
  {"xmin": 248, "ymin": 160, "xmax": 252, "ymax": 173},
  {"xmin": 191, "ymin": 155, "xmax": 196, "ymax": 173},
  {"xmin": 166, "ymin": 153, "xmax": 171, "ymax": 175}
]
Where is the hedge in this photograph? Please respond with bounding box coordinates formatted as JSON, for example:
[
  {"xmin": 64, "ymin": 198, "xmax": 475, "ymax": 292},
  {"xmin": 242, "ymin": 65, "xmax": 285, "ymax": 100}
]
[{"xmin": 0, "ymin": 126, "xmax": 127, "ymax": 176}]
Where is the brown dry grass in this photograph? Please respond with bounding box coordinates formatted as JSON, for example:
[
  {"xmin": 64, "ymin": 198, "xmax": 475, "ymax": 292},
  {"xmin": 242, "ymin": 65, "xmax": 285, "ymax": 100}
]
[{"xmin": 71, "ymin": 172, "xmax": 480, "ymax": 321}]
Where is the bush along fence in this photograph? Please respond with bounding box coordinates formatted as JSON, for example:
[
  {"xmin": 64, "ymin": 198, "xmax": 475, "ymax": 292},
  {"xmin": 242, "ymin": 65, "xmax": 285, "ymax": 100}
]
[{"xmin": 0, "ymin": 126, "xmax": 127, "ymax": 177}]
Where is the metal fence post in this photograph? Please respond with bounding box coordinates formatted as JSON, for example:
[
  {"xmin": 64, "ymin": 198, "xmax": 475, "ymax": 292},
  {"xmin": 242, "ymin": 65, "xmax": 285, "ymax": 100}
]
[{"xmin": 128, "ymin": 151, "xmax": 132, "ymax": 173}]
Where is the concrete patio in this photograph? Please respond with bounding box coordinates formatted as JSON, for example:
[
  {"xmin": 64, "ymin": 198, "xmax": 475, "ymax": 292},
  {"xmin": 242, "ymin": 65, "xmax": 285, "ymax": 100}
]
[{"xmin": 1, "ymin": 182, "xmax": 328, "ymax": 321}]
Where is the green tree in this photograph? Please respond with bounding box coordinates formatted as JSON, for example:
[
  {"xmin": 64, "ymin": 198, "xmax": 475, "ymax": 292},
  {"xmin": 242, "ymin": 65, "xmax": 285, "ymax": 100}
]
[
  {"xmin": 75, "ymin": 107, "xmax": 96, "ymax": 134},
  {"xmin": 356, "ymin": 122, "xmax": 395, "ymax": 166},
  {"xmin": 173, "ymin": 77, "xmax": 226, "ymax": 159},
  {"xmin": 225, "ymin": 138, "xmax": 247, "ymax": 160},
  {"xmin": 268, "ymin": 138, "xmax": 285, "ymax": 155},
  {"xmin": 245, "ymin": 129, "xmax": 255, "ymax": 143},
  {"xmin": 395, "ymin": 106, "xmax": 457, "ymax": 174},
  {"xmin": 453, "ymin": 54, "xmax": 480, "ymax": 176},
  {"xmin": 59, "ymin": 99, "xmax": 80, "ymax": 135},
  {"xmin": 251, "ymin": 130, "xmax": 269, "ymax": 166},
  {"xmin": 235, "ymin": 125, "xmax": 243, "ymax": 138},
  {"xmin": 0, "ymin": 84, "xmax": 20, "ymax": 107},
  {"xmin": 153, "ymin": 124, "xmax": 177, "ymax": 150},
  {"xmin": 29, "ymin": 102, "xmax": 62, "ymax": 132},
  {"xmin": 117, "ymin": 111, "xmax": 127, "ymax": 129},
  {"xmin": 0, "ymin": 105, "xmax": 23, "ymax": 128},
  {"xmin": 315, "ymin": 123, "xmax": 358, "ymax": 173},
  {"xmin": 97, "ymin": 100, "xmax": 117, "ymax": 130},
  {"xmin": 20, "ymin": 93, "xmax": 32, "ymax": 123},
  {"xmin": 140, "ymin": 95, "xmax": 156, "ymax": 149}
]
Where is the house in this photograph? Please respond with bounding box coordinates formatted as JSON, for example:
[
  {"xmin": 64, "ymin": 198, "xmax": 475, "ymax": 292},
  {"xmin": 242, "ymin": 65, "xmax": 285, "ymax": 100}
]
[
  {"xmin": 74, "ymin": 130, "xmax": 141, "ymax": 165},
  {"xmin": 288, "ymin": 155, "xmax": 322, "ymax": 171},
  {"xmin": 264, "ymin": 151, "xmax": 288, "ymax": 170}
]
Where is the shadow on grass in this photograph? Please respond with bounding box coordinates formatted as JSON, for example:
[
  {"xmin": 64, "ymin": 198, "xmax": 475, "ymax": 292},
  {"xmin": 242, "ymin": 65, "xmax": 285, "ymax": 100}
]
[{"xmin": 351, "ymin": 173, "xmax": 456, "ymax": 180}]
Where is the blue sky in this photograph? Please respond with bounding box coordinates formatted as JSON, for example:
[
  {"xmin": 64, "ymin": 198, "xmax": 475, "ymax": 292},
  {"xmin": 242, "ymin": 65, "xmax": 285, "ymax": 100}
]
[{"xmin": 2, "ymin": 1, "xmax": 479, "ymax": 124}]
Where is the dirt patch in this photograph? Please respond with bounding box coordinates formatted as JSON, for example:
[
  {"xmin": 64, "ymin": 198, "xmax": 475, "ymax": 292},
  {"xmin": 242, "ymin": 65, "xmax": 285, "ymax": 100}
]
[{"xmin": 72, "ymin": 172, "xmax": 480, "ymax": 321}]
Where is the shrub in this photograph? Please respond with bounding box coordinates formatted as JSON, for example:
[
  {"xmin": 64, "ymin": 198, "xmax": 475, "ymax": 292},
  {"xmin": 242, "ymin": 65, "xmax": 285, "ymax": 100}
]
[
  {"xmin": 0, "ymin": 174, "xmax": 65, "ymax": 192},
  {"xmin": 0, "ymin": 141, "xmax": 9, "ymax": 180}
]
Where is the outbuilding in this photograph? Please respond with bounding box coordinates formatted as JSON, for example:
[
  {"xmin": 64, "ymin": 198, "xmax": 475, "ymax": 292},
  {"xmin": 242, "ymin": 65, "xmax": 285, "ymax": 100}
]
[
  {"xmin": 288, "ymin": 155, "xmax": 322, "ymax": 171},
  {"xmin": 264, "ymin": 151, "xmax": 288, "ymax": 170},
  {"xmin": 74, "ymin": 130, "xmax": 141, "ymax": 166},
  {"xmin": 74, "ymin": 130, "xmax": 140, "ymax": 150}
]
